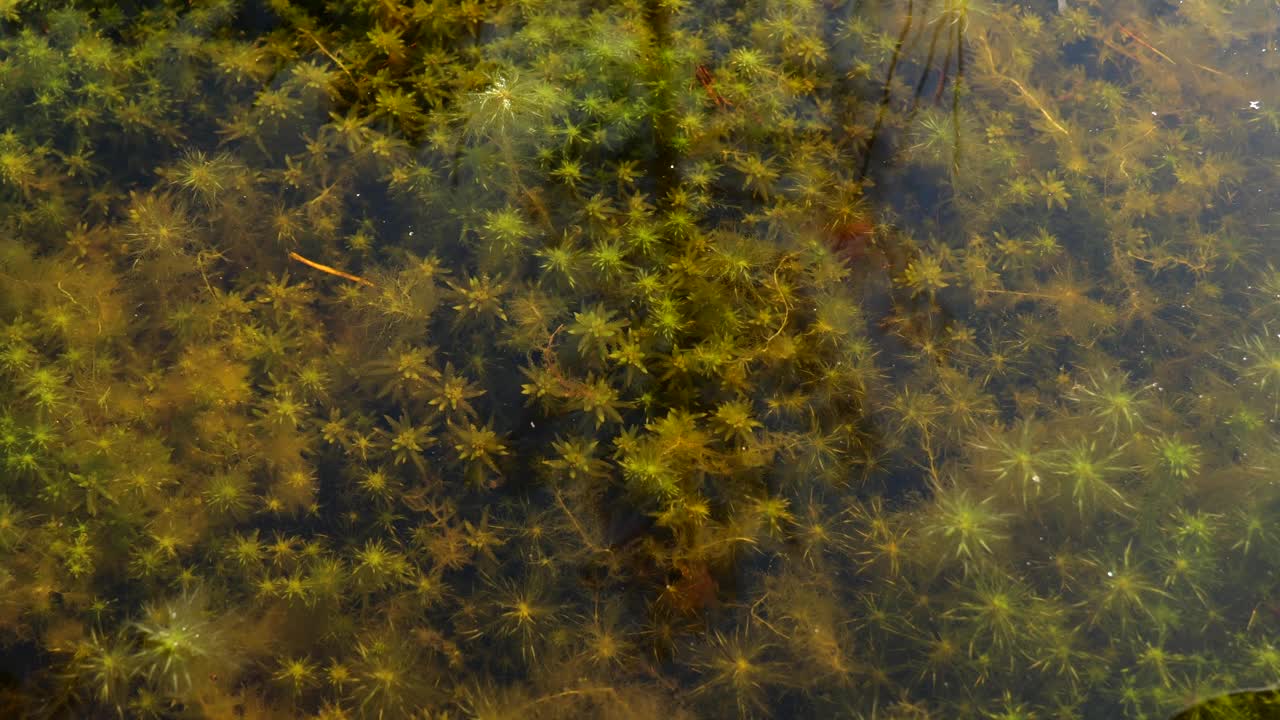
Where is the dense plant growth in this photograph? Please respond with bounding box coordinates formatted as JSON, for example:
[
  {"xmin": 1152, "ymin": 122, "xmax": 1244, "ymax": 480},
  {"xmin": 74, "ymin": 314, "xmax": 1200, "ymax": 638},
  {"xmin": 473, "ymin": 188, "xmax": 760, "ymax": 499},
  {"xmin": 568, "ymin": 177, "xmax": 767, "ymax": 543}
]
[{"xmin": 1, "ymin": 0, "xmax": 1279, "ymax": 717}]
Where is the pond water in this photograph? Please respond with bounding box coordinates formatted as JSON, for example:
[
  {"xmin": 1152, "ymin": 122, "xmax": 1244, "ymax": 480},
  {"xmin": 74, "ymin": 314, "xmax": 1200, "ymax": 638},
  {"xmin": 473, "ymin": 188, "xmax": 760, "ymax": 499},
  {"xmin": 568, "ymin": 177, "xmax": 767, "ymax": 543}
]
[{"xmin": 1, "ymin": 0, "xmax": 1278, "ymax": 717}]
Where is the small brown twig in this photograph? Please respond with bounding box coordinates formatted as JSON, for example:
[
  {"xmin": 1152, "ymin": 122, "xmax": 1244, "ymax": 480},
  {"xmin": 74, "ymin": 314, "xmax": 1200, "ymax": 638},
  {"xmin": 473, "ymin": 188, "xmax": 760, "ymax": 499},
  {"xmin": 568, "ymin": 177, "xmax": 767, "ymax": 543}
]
[
  {"xmin": 288, "ymin": 251, "xmax": 374, "ymax": 286},
  {"xmin": 1117, "ymin": 24, "xmax": 1175, "ymax": 65},
  {"xmin": 695, "ymin": 65, "xmax": 733, "ymax": 109},
  {"xmin": 553, "ymin": 487, "xmax": 604, "ymax": 555}
]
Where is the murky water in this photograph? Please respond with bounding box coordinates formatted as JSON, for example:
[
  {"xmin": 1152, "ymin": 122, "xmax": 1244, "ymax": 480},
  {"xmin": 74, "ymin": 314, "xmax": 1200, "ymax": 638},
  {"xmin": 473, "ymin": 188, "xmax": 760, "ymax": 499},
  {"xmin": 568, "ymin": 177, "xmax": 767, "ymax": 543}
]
[{"xmin": 1, "ymin": 1, "xmax": 1278, "ymax": 717}]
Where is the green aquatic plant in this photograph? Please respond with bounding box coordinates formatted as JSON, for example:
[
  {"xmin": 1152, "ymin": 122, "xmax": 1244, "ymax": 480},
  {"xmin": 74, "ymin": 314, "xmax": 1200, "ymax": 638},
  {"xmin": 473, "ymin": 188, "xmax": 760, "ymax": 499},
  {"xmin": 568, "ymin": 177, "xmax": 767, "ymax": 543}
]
[
  {"xmin": 353, "ymin": 465, "xmax": 400, "ymax": 506},
  {"xmin": 426, "ymin": 362, "xmax": 486, "ymax": 420},
  {"xmin": 934, "ymin": 368, "xmax": 997, "ymax": 443},
  {"xmin": 1167, "ymin": 509, "xmax": 1222, "ymax": 555},
  {"xmin": 223, "ymin": 530, "xmax": 265, "ymax": 571},
  {"xmin": 483, "ymin": 571, "xmax": 560, "ymax": 663},
  {"xmin": 449, "ymin": 419, "xmax": 510, "ymax": 483},
  {"xmin": 1151, "ymin": 435, "xmax": 1202, "ymax": 481},
  {"xmin": 1068, "ymin": 368, "xmax": 1153, "ymax": 439},
  {"xmin": 542, "ymin": 436, "xmax": 609, "ymax": 481},
  {"xmin": 201, "ymin": 470, "xmax": 253, "ymax": 518},
  {"xmin": 462, "ymin": 71, "xmax": 565, "ymax": 145},
  {"xmin": 587, "ymin": 238, "xmax": 632, "ymax": 283},
  {"xmin": 1024, "ymin": 620, "xmax": 1095, "ymax": 691},
  {"xmin": 270, "ymin": 654, "xmax": 318, "ymax": 697},
  {"xmin": 1229, "ymin": 505, "xmax": 1276, "ymax": 557},
  {"xmin": 1086, "ymin": 543, "xmax": 1169, "ymax": 634},
  {"xmin": 1158, "ymin": 545, "xmax": 1217, "ymax": 605},
  {"xmin": 131, "ymin": 590, "xmax": 237, "ymax": 699},
  {"xmin": 792, "ymin": 493, "xmax": 855, "ymax": 567},
  {"xmin": 2, "ymin": 0, "xmax": 1280, "ymax": 716},
  {"xmin": 124, "ymin": 192, "xmax": 196, "ymax": 259},
  {"xmin": 564, "ymin": 374, "xmax": 627, "ymax": 428},
  {"xmin": 481, "ymin": 206, "xmax": 536, "ymax": 256},
  {"xmin": 0, "ymin": 495, "xmax": 27, "ymax": 550},
  {"xmin": 65, "ymin": 628, "xmax": 137, "ymax": 715},
  {"xmin": 618, "ymin": 434, "xmax": 682, "ymax": 501},
  {"xmin": 946, "ymin": 569, "xmax": 1041, "ymax": 662},
  {"xmin": 690, "ymin": 627, "xmax": 784, "ymax": 718},
  {"xmin": 381, "ymin": 411, "xmax": 436, "ymax": 471},
  {"xmin": 162, "ymin": 149, "xmax": 250, "ymax": 208},
  {"xmin": 1240, "ymin": 637, "xmax": 1280, "ymax": 685},
  {"xmin": 350, "ymin": 539, "xmax": 408, "ymax": 593},
  {"xmin": 711, "ymin": 398, "xmax": 763, "ymax": 443},
  {"xmin": 732, "ymin": 152, "xmax": 780, "ymax": 200},
  {"xmin": 348, "ymin": 634, "xmax": 434, "ymax": 720},
  {"xmin": 918, "ymin": 484, "xmax": 1010, "ymax": 575},
  {"xmin": 363, "ymin": 343, "xmax": 441, "ymax": 402},
  {"xmin": 1228, "ymin": 330, "xmax": 1280, "ymax": 412},
  {"xmin": 567, "ymin": 303, "xmax": 628, "ymax": 362},
  {"xmin": 1049, "ymin": 437, "xmax": 1133, "ymax": 516},
  {"xmin": 536, "ymin": 240, "xmax": 585, "ymax": 289},
  {"xmin": 971, "ymin": 419, "xmax": 1049, "ymax": 506},
  {"xmin": 886, "ymin": 386, "xmax": 943, "ymax": 446},
  {"xmin": 850, "ymin": 497, "xmax": 910, "ymax": 580},
  {"xmin": 575, "ymin": 601, "xmax": 639, "ymax": 671},
  {"xmin": 447, "ymin": 274, "xmax": 509, "ymax": 325}
]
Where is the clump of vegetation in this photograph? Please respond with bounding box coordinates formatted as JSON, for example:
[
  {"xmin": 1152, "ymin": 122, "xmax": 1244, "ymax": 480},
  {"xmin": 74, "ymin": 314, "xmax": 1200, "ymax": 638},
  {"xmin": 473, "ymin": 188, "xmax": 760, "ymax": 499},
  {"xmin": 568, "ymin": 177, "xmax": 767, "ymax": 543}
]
[{"xmin": 1, "ymin": 0, "xmax": 1280, "ymax": 718}]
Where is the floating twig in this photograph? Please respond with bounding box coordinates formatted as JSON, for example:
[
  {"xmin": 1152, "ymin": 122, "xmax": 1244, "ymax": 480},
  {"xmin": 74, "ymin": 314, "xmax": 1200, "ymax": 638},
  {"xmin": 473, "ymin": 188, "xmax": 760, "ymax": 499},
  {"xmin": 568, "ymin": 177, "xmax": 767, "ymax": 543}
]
[
  {"xmin": 288, "ymin": 251, "xmax": 373, "ymax": 286},
  {"xmin": 1117, "ymin": 24, "xmax": 1176, "ymax": 65}
]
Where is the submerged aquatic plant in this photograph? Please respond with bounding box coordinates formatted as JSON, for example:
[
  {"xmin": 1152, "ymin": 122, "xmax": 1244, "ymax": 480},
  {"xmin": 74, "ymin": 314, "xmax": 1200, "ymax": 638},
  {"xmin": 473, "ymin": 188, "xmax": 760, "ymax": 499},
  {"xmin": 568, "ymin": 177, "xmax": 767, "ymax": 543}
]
[
  {"xmin": 1229, "ymin": 330, "xmax": 1280, "ymax": 411},
  {"xmin": 919, "ymin": 485, "xmax": 1010, "ymax": 574},
  {"xmin": 3, "ymin": 0, "xmax": 1280, "ymax": 717},
  {"xmin": 972, "ymin": 419, "xmax": 1049, "ymax": 506},
  {"xmin": 690, "ymin": 628, "xmax": 785, "ymax": 717},
  {"xmin": 1049, "ymin": 438, "xmax": 1133, "ymax": 516},
  {"xmin": 1086, "ymin": 543, "xmax": 1169, "ymax": 634},
  {"xmin": 1068, "ymin": 368, "xmax": 1153, "ymax": 439},
  {"xmin": 65, "ymin": 628, "xmax": 137, "ymax": 714},
  {"xmin": 131, "ymin": 590, "xmax": 237, "ymax": 699}
]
